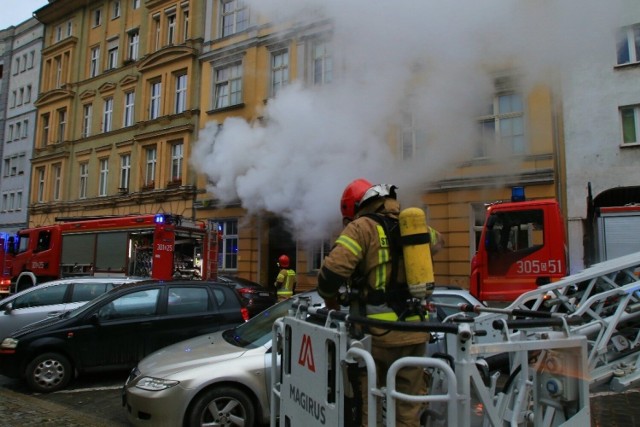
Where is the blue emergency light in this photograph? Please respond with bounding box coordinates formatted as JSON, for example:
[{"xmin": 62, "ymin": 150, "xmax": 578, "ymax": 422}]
[
  {"xmin": 511, "ymin": 186, "xmax": 526, "ymax": 202},
  {"xmin": 154, "ymin": 214, "xmax": 166, "ymax": 224}
]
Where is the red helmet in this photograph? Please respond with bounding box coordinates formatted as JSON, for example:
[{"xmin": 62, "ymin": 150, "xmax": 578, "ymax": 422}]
[
  {"xmin": 340, "ymin": 179, "xmax": 373, "ymax": 220},
  {"xmin": 278, "ymin": 254, "xmax": 290, "ymax": 268}
]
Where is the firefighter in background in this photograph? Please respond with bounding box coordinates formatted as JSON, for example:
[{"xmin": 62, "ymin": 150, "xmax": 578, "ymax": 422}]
[
  {"xmin": 274, "ymin": 254, "xmax": 296, "ymax": 301},
  {"xmin": 318, "ymin": 178, "xmax": 440, "ymax": 427}
]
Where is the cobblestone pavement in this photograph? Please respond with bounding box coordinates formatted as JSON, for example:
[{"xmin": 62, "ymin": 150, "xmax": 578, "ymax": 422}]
[
  {"xmin": 0, "ymin": 387, "xmax": 121, "ymax": 426},
  {"xmin": 1, "ymin": 382, "xmax": 639, "ymax": 426}
]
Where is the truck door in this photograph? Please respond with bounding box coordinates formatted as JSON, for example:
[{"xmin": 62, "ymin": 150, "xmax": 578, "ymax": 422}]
[{"xmin": 473, "ymin": 203, "xmax": 566, "ymax": 302}]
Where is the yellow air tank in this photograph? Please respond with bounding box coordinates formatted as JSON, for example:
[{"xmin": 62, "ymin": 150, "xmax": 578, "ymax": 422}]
[{"xmin": 399, "ymin": 208, "xmax": 435, "ymax": 296}]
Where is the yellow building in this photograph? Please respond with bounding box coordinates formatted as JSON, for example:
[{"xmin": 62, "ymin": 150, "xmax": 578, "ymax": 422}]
[
  {"xmin": 32, "ymin": 0, "xmax": 204, "ymax": 225},
  {"xmin": 30, "ymin": 1, "xmax": 563, "ymax": 292}
]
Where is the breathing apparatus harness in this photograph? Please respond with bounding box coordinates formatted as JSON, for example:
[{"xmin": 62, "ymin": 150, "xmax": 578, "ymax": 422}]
[{"xmin": 338, "ymin": 212, "xmax": 428, "ymax": 334}]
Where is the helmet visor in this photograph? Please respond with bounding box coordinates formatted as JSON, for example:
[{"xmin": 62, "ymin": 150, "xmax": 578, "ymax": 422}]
[{"xmin": 359, "ymin": 184, "xmax": 397, "ymax": 208}]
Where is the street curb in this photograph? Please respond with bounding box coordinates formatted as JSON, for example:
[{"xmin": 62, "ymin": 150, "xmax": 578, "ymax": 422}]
[{"xmin": 0, "ymin": 387, "xmax": 115, "ymax": 426}]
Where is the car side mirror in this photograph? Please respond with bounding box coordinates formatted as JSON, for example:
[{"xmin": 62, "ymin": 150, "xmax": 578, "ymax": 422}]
[{"xmin": 3, "ymin": 303, "xmax": 13, "ymax": 314}]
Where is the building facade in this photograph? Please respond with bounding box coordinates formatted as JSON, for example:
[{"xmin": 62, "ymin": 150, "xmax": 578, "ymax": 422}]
[
  {"xmin": 0, "ymin": 19, "xmax": 44, "ymax": 233},
  {"xmin": 562, "ymin": 5, "xmax": 640, "ymax": 273}
]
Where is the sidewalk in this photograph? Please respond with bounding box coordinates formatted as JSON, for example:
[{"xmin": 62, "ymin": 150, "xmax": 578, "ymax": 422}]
[{"xmin": 0, "ymin": 388, "xmax": 117, "ymax": 427}]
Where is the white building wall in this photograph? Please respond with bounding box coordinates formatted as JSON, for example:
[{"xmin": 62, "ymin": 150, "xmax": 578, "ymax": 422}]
[
  {"xmin": 0, "ymin": 18, "xmax": 43, "ymax": 232},
  {"xmin": 562, "ymin": 4, "xmax": 640, "ymax": 273}
]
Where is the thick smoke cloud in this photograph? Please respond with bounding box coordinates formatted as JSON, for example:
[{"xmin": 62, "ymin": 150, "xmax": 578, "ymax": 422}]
[{"xmin": 192, "ymin": 0, "xmax": 624, "ymax": 243}]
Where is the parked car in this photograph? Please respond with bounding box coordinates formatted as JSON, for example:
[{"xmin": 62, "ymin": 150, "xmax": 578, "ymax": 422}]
[
  {"xmin": 0, "ymin": 277, "xmax": 143, "ymax": 342},
  {"xmin": 0, "ymin": 280, "xmax": 248, "ymax": 393},
  {"xmin": 122, "ymin": 287, "xmax": 483, "ymax": 426},
  {"xmin": 217, "ymin": 274, "xmax": 277, "ymax": 317}
]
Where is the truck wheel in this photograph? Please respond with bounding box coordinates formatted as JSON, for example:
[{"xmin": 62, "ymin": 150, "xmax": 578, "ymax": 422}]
[
  {"xmin": 25, "ymin": 352, "xmax": 72, "ymax": 393},
  {"xmin": 16, "ymin": 277, "xmax": 34, "ymax": 293},
  {"xmin": 186, "ymin": 386, "xmax": 255, "ymax": 427}
]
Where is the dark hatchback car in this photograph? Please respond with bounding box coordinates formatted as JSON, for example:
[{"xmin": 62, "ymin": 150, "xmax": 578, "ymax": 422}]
[
  {"xmin": 217, "ymin": 274, "xmax": 276, "ymax": 317},
  {"xmin": 0, "ymin": 280, "xmax": 247, "ymax": 393}
]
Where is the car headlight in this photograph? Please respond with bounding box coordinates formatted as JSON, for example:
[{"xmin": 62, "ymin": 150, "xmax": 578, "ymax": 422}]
[
  {"xmin": 0, "ymin": 338, "xmax": 18, "ymax": 349},
  {"xmin": 135, "ymin": 376, "xmax": 180, "ymax": 391}
]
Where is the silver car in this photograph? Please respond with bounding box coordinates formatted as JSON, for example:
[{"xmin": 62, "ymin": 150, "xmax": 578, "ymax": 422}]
[
  {"xmin": 123, "ymin": 288, "xmax": 483, "ymax": 426},
  {"xmin": 0, "ymin": 276, "xmax": 142, "ymax": 341}
]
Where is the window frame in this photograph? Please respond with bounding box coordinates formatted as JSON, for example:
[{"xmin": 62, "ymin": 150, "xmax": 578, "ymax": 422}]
[
  {"xmin": 120, "ymin": 154, "xmax": 131, "ymax": 191},
  {"xmin": 79, "ymin": 162, "xmax": 89, "ymax": 199},
  {"xmin": 217, "ymin": 219, "xmax": 238, "ymax": 270},
  {"xmin": 621, "ymin": 105, "xmax": 640, "ymax": 145},
  {"xmin": 99, "ymin": 158, "xmax": 109, "ymax": 197},
  {"xmin": 123, "ymin": 91, "xmax": 135, "ymax": 127}
]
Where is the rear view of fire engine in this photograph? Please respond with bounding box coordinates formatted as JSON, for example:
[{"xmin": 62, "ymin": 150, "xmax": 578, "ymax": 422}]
[{"xmin": 0, "ymin": 213, "xmax": 219, "ymax": 294}]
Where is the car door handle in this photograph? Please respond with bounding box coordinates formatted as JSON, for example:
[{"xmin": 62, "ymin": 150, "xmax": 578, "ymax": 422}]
[{"xmin": 47, "ymin": 311, "xmax": 62, "ymax": 317}]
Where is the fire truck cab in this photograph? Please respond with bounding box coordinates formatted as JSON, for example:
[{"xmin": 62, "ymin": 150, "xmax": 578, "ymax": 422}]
[
  {"xmin": 470, "ymin": 188, "xmax": 567, "ymax": 303},
  {"xmin": 5, "ymin": 214, "xmax": 219, "ymax": 293}
]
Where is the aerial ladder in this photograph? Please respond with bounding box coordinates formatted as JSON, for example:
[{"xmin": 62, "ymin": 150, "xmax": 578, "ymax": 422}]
[{"xmin": 270, "ymin": 251, "xmax": 640, "ymax": 426}]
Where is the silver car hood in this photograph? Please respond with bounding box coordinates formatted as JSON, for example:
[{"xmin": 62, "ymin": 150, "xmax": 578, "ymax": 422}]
[{"xmin": 137, "ymin": 330, "xmax": 267, "ymax": 377}]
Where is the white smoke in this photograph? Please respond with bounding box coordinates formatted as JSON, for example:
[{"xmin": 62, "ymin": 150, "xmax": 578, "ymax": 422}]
[{"xmin": 192, "ymin": 0, "xmax": 625, "ymax": 242}]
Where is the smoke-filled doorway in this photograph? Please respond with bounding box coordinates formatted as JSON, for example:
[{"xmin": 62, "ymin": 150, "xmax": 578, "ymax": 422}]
[{"xmin": 268, "ymin": 218, "xmax": 296, "ymax": 295}]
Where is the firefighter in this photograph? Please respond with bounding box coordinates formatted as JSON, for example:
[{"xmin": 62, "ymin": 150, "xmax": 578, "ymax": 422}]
[
  {"xmin": 274, "ymin": 254, "xmax": 296, "ymax": 301},
  {"xmin": 318, "ymin": 178, "xmax": 439, "ymax": 427}
]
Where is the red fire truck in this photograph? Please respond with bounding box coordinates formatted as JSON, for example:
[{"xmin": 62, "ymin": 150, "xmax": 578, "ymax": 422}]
[
  {"xmin": 1, "ymin": 213, "xmax": 219, "ymax": 294},
  {"xmin": 470, "ymin": 188, "xmax": 568, "ymax": 302}
]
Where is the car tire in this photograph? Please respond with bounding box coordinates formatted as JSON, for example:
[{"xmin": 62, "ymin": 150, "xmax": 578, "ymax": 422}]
[
  {"xmin": 187, "ymin": 386, "xmax": 255, "ymax": 427},
  {"xmin": 25, "ymin": 352, "xmax": 72, "ymax": 393}
]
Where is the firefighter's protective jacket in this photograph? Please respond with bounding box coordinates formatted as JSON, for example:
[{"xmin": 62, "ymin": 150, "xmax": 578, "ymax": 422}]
[
  {"xmin": 276, "ymin": 268, "xmax": 296, "ymax": 298},
  {"xmin": 318, "ymin": 198, "xmax": 429, "ymax": 347}
]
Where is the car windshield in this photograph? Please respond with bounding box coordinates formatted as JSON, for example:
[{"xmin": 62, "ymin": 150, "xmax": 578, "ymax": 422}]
[{"xmin": 222, "ymin": 293, "xmax": 319, "ymax": 349}]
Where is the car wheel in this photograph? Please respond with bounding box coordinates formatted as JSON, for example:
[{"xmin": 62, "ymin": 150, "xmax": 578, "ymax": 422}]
[
  {"xmin": 187, "ymin": 386, "xmax": 255, "ymax": 427},
  {"xmin": 25, "ymin": 352, "xmax": 72, "ymax": 393}
]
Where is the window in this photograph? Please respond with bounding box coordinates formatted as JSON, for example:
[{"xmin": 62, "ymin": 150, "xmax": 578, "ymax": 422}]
[
  {"xmin": 41, "ymin": 113, "xmax": 50, "ymax": 147},
  {"xmin": 271, "ymin": 50, "xmax": 289, "ymax": 97},
  {"xmin": 21, "ymin": 120, "xmax": 28, "ymax": 138},
  {"xmin": 107, "ymin": 39, "xmax": 119, "ymax": 69},
  {"xmin": 25, "ymin": 85, "xmax": 32, "ymax": 103},
  {"xmin": 13, "ymin": 58, "xmax": 19, "ymax": 75},
  {"xmin": 56, "ymin": 25, "xmax": 63, "ymax": 42},
  {"xmin": 133, "ymin": 0, "xmax": 140, "ymax": 9},
  {"xmin": 79, "ymin": 162, "xmax": 89, "ymax": 199},
  {"xmin": 214, "ymin": 63, "xmax": 242, "ymax": 108},
  {"xmin": 103, "ymin": 97, "xmax": 113, "ymax": 132},
  {"xmin": 123, "ymin": 91, "xmax": 135, "ymax": 126},
  {"xmin": 217, "ymin": 219, "xmax": 238, "ymax": 270},
  {"xmin": 12, "ymin": 284, "xmax": 69, "ymax": 310},
  {"xmin": 99, "ymin": 158, "xmax": 109, "ymax": 196},
  {"xmin": 312, "ymin": 40, "xmax": 333, "ymax": 85},
  {"xmin": 52, "ymin": 163, "xmax": 62, "ymax": 201},
  {"xmin": 90, "ymin": 46, "xmax": 100, "ymax": 77},
  {"xmin": 128, "ymin": 30, "xmax": 140, "ymax": 61},
  {"xmin": 470, "ymin": 204, "xmax": 487, "ymax": 257},
  {"xmin": 621, "ymin": 105, "xmax": 640, "ymax": 144},
  {"xmin": 28, "ymin": 51, "xmax": 35, "ymax": 69},
  {"xmin": 398, "ymin": 110, "xmax": 427, "ymax": 161},
  {"xmin": 152, "ymin": 14, "xmax": 161, "ymax": 51},
  {"xmin": 477, "ymin": 92, "xmax": 524, "ymax": 157},
  {"xmin": 167, "ymin": 287, "xmax": 210, "ymax": 315},
  {"xmin": 57, "ymin": 108, "xmax": 67, "ymax": 143},
  {"xmin": 145, "ymin": 147, "xmax": 157, "ymax": 186},
  {"xmin": 98, "ymin": 289, "xmax": 159, "ymax": 320},
  {"xmin": 183, "ymin": 10, "xmax": 189, "ymax": 41},
  {"xmin": 16, "ymin": 192, "xmax": 22, "ymax": 210},
  {"xmin": 175, "ymin": 73, "xmax": 187, "ymax": 113},
  {"xmin": 120, "ymin": 154, "xmax": 131, "ymax": 191},
  {"xmin": 112, "ymin": 0, "xmax": 121, "ymax": 19},
  {"xmin": 82, "ymin": 104, "xmax": 93, "ymax": 138},
  {"xmin": 221, "ymin": 0, "xmax": 248, "ymax": 37},
  {"xmin": 14, "ymin": 123, "xmax": 21, "ymax": 141},
  {"xmin": 93, "ymin": 8, "xmax": 102, "ymax": 27},
  {"xmin": 71, "ymin": 282, "xmax": 112, "ymax": 303},
  {"xmin": 36, "ymin": 168, "xmax": 45, "ymax": 203},
  {"xmin": 66, "ymin": 21, "xmax": 73, "ymax": 37},
  {"xmin": 55, "ymin": 56, "xmax": 63, "ymax": 88},
  {"xmin": 167, "ymin": 13, "xmax": 176, "ymax": 45},
  {"xmin": 617, "ymin": 24, "xmax": 640, "ymax": 65},
  {"xmin": 149, "ymin": 81, "xmax": 162, "ymax": 119},
  {"xmin": 310, "ymin": 240, "xmax": 331, "ymax": 270},
  {"xmin": 7, "ymin": 125, "xmax": 13, "ymax": 142},
  {"xmin": 170, "ymin": 142, "xmax": 183, "ymax": 182}
]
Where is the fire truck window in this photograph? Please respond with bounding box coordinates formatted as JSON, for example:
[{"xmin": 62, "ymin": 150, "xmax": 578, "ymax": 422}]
[
  {"xmin": 35, "ymin": 231, "xmax": 51, "ymax": 252},
  {"xmin": 167, "ymin": 287, "xmax": 209, "ymax": 315},
  {"xmin": 13, "ymin": 284, "xmax": 69, "ymax": 309}
]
